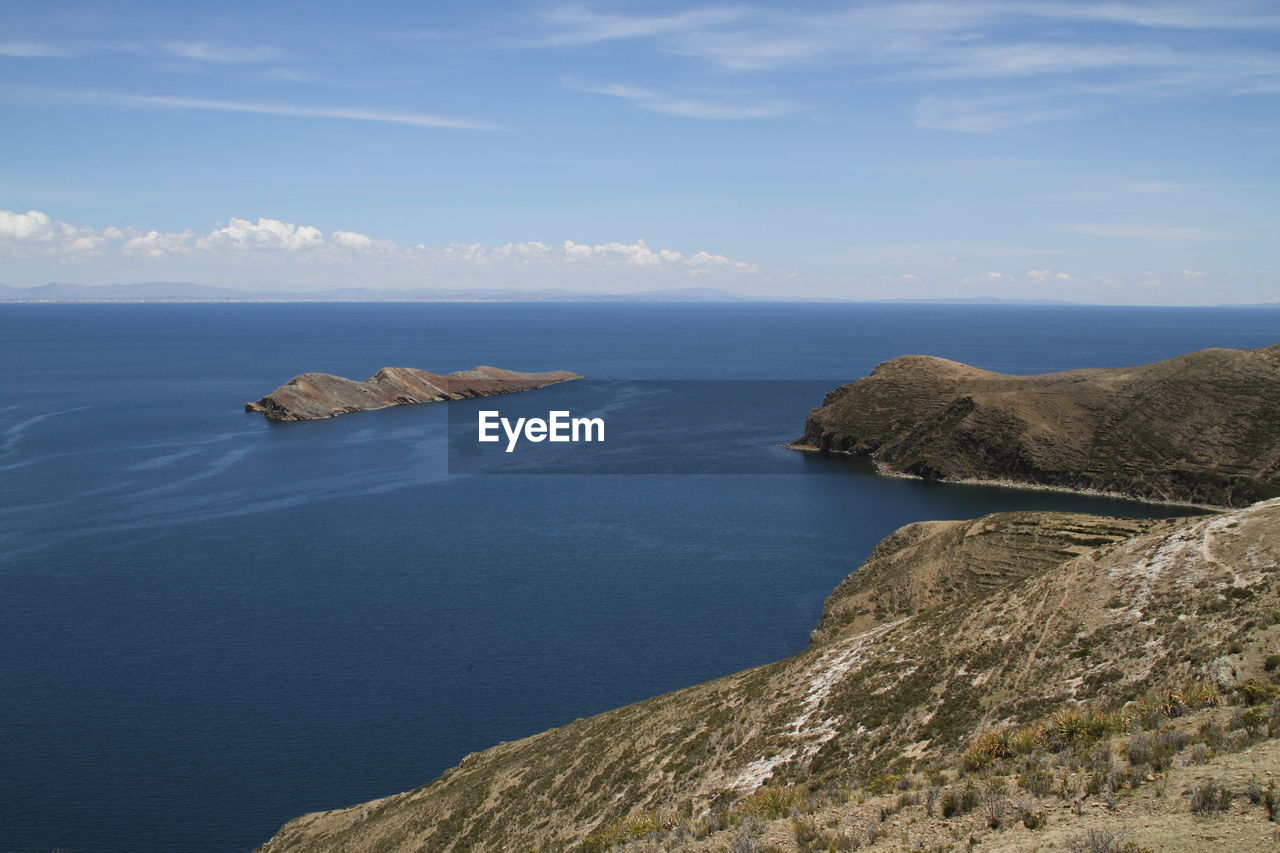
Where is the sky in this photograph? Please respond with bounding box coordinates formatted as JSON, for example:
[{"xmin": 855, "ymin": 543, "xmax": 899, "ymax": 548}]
[{"xmin": 1, "ymin": 0, "xmax": 1278, "ymax": 304}]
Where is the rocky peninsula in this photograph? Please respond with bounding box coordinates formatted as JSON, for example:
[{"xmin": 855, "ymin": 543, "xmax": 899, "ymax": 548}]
[
  {"xmin": 794, "ymin": 344, "xmax": 1280, "ymax": 508},
  {"xmin": 258, "ymin": 498, "xmax": 1280, "ymax": 852},
  {"xmin": 244, "ymin": 365, "xmax": 581, "ymax": 421}
]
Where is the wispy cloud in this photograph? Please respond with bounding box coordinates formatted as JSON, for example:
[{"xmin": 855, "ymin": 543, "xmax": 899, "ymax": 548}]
[
  {"xmin": 158, "ymin": 41, "xmax": 283, "ymax": 63},
  {"xmin": 535, "ymin": 2, "xmax": 1280, "ymax": 131},
  {"xmin": 0, "ymin": 41, "xmax": 77, "ymax": 58},
  {"xmin": 569, "ymin": 80, "xmax": 795, "ymax": 119},
  {"xmin": 112, "ymin": 93, "xmax": 499, "ymax": 129},
  {"xmin": 1066, "ymin": 224, "xmax": 1213, "ymax": 239},
  {"xmin": 539, "ymin": 5, "xmax": 746, "ymax": 46},
  {"xmin": 912, "ymin": 93, "xmax": 1085, "ymax": 132},
  {"xmin": 1032, "ymin": 1, "xmax": 1280, "ymax": 31},
  {"xmin": 0, "ymin": 85, "xmax": 499, "ymax": 130}
]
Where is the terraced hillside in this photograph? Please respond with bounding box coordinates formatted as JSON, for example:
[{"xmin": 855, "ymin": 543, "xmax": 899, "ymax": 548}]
[{"xmin": 257, "ymin": 498, "xmax": 1280, "ymax": 852}]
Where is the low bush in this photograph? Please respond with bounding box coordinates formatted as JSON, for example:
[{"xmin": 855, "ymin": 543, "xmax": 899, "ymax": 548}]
[{"xmin": 1189, "ymin": 779, "xmax": 1233, "ymax": 815}]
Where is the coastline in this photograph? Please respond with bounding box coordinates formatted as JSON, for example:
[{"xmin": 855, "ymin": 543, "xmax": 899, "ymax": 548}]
[{"xmin": 782, "ymin": 442, "xmax": 1222, "ymax": 511}]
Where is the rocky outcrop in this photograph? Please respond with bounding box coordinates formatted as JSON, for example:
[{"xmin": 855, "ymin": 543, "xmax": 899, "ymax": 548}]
[
  {"xmin": 255, "ymin": 498, "xmax": 1280, "ymax": 852},
  {"xmin": 794, "ymin": 344, "xmax": 1280, "ymax": 508},
  {"xmin": 244, "ymin": 365, "xmax": 582, "ymax": 421}
]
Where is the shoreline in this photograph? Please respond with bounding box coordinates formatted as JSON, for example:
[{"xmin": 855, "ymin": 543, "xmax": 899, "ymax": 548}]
[{"xmin": 782, "ymin": 442, "xmax": 1223, "ymax": 512}]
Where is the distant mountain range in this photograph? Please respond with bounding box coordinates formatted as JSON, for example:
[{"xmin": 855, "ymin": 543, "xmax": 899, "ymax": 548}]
[
  {"xmin": 2, "ymin": 282, "xmax": 1273, "ymax": 306},
  {"xmin": 0, "ymin": 282, "xmax": 751, "ymax": 303}
]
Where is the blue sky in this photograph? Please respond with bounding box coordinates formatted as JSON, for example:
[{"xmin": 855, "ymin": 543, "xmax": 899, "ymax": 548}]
[{"xmin": 1, "ymin": 0, "xmax": 1277, "ymax": 303}]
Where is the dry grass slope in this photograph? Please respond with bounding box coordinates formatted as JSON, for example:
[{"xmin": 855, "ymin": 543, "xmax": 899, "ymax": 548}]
[
  {"xmin": 257, "ymin": 497, "xmax": 1280, "ymax": 852},
  {"xmin": 795, "ymin": 344, "xmax": 1280, "ymax": 507}
]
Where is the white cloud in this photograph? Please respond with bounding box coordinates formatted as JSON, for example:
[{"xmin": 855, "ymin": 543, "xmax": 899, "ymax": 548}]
[
  {"xmin": 0, "ymin": 86, "xmax": 499, "ymax": 131},
  {"xmin": 1027, "ymin": 268, "xmax": 1079, "ymax": 282},
  {"xmin": 557, "ymin": 239, "xmax": 759, "ymax": 271},
  {"xmin": 331, "ymin": 230, "xmax": 375, "ymax": 250},
  {"xmin": 1067, "ymin": 224, "xmax": 1211, "ymax": 239},
  {"xmin": 569, "ymin": 81, "xmax": 795, "ymax": 119},
  {"xmin": 111, "ymin": 92, "xmax": 500, "ymax": 130},
  {"xmin": 196, "ymin": 218, "xmax": 324, "ymax": 252},
  {"xmin": 158, "ymin": 41, "xmax": 282, "ymax": 63},
  {"xmin": 0, "ymin": 209, "xmax": 59, "ymax": 242},
  {"xmin": 962, "ymin": 271, "xmax": 1016, "ymax": 285},
  {"xmin": 0, "ymin": 209, "xmax": 117, "ymax": 255},
  {"xmin": 539, "ymin": 6, "xmax": 745, "ymax": 46},
  {"xmin": 0, "ymin": 41, "xmax": 75, "ymax": 58},
  {"xmin": 536, "ymin": 3, "xmax": 1280, "ymax": 131},
  {"xmin": 122, "ymin": 229, "xmax": 195, "ymax": 258},
  {"xmin": 0, "ymin": 209, "xmax": 762, "ymax": 281},
  {"xmin": 912, "ymin": 93, "xmax": 1085, "ymax": 132}
]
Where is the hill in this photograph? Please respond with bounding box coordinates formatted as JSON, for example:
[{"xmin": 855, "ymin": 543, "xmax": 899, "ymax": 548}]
[
  {"xmin": 256, "ymin": 498, "xmax": 1280, "ymax": 851},
  {"xmin": 793, "ymin": 345, "xmax": 1280, "ymax": 508}
]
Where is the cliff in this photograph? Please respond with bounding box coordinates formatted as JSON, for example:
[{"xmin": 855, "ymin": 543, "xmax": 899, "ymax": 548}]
[
  {"xmin": 244, "ymin": 365, "xmax": 582, "ymax": 421},
  {"xmin": 256, "ymin": 497, "xmax": 1280, "ymax": 852},
  {"xmin": 794, "ymin": 344, "xmax": 1280, "ymax": 508}
]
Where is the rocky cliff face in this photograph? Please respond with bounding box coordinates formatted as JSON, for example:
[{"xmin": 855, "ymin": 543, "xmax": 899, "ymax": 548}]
[
  {"xmin": 795, "ymin": 344, "xmax": 1280, "ymax": 508},
  {"xmin": 255, "ymin": 498, "xmax": 1280, "ymax": 852},
  {"xmin": 244, "ymin": 365, "xmax": 582, "ymax": 421}
]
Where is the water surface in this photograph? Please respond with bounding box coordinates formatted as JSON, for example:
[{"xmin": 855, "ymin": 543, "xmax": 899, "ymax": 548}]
[{"xmin": 1, "ymin": 302, "xmax": 1273, "ymax": 852}]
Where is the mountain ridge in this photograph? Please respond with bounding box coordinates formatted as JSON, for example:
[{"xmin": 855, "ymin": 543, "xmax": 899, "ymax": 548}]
[{"xmin": 793, "ymin": 344, "xmax": 1280, "ymax": 508}]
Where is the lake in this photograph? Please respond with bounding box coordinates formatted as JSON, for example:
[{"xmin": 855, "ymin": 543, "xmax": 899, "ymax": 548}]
[{"xmin": 1, "ymin": 302, "xmax": 1274, "ymax": 851}]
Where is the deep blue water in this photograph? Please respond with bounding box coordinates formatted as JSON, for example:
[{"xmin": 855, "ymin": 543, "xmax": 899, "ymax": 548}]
[{"xmin": 0, "ymin": 302, "xmax": 1275, "ymax": 853}]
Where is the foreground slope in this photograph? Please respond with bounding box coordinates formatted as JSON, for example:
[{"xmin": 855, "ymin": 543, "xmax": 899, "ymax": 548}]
[
  {"xmin": 794, "ymin": 344, "xmax": 1280, "ymax": 508},
  {"xmin": 244, "ymin": 365, "xmax": 581, "ymax": 421},
  {"xmin": 258, "ymin": 499, "xmax": 1280, "ymax": 852}
]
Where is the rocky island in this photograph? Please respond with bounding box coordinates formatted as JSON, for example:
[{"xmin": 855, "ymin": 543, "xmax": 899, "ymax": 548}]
[
  {"xmin": 244, "ymin": 365, "xmax": 582, "ymax": 421},
  {"xmin": 794, "ymin": 344, "xmax": 1280, "ymax": 508}
]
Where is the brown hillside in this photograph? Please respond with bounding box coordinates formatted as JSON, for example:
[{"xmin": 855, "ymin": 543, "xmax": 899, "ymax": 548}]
[
  {"xmin": 256, "ymin": 498, "xmax": 1280, "ymax": 852},
  {"xmin": 794, "ymin": 344, "xmax": 1280, "ymax": 507}
]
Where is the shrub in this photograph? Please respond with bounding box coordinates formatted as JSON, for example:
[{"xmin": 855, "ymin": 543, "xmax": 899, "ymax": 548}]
[
  {"xmin": 824, "ymin": 831, "xmax": 856, "ymax": 852},
  {"xmin": 741, "ymin": 787, "xmax": 799, "ymax": 820},
  {"xmin": 1127, "ymin": 732, "xmax": 1153, "ymax": 766},
  {"xmin": 965, "ymin": 729, "xmax": 1012, "ymax": 769},
  {"xmin": 864, "ymin": 773, "xmax": 901, "ymax": 796},
  {"xmin": 1014, "ymin": 801, "xmax": 1047, "ymax": 830},
  {"xmin": 730, "ymin": 830, "xmax": 762, "ymax": 853},
  {"xmin": 1197, "ymin": 720, "xmax": 1226, "ymax": 750},
  {"xmin": 981, "ymin": 778, "xmax": 1008, "ymax": 829},
  {"xmin": 792, "ymin": 819, "xmax": 819, "ymax": 848},
  {"xmin": 940, "ymin": 783, "xmax": 979, "ymax": 818},
  {"xmin": 1009, "ymin": 726, "xmax": 1041, "ymax": 754},
  {"xmin": 1189, "ymin": 779, "xmax": 1233, "ymax": 814},
  {"xmin": 1238, "ymin": 677, "xmax": 1279, "ymax": 705},
  {"xmin": 1065, "ymin": 828, "xmax": 1131, "ymax": 853},
  {"xmin": 1233, "ymin": 706, "xmax": 1269, "ymax": 737},
  {"xmin": 1264, "ymin": 653, "xmax": 1280, "ymax": 673},
  {"xmin": 1019, "ymin": 764, "xmax": 1055, "ymax": 797}
]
